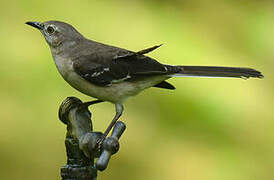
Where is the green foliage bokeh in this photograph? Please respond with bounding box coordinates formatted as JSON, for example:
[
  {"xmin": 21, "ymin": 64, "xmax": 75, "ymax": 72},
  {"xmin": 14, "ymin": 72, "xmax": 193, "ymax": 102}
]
[{"xmin": 0, "ymin": 0, "xmax": 273, "ymax": 179}]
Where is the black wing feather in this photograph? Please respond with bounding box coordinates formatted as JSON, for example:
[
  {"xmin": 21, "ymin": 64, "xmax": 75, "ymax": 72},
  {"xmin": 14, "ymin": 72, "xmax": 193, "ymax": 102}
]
[
  {"xmin": 73, "ymin": 45, "xmax": 178, "ymax": 87},
  {"xmin": 154, "ymin": 81, "xmax": 175, "ymax": 90},
  {"xmin": 113, "ymin": 44, "xmax": 162, "ymax": 60}
]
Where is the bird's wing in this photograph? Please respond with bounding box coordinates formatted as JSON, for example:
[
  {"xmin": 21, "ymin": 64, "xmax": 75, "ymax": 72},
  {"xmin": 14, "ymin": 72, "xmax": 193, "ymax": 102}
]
[
  {"xmin": 113, "ymin": 44, "xmax": 162, "ymax": 60},
  {"xmin": 73, "ymin": 45, "xmax": 179, "ymax": 86}
]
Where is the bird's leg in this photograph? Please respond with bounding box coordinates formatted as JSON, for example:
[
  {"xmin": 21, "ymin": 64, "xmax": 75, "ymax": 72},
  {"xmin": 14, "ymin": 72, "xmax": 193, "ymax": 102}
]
[
  {"xmin": 105, "ymin": 104, "xmax": 124, "ymax": 136},
  {"xmin": 97, "ymin": 104, "xmax": 124, "ymax": 146}
]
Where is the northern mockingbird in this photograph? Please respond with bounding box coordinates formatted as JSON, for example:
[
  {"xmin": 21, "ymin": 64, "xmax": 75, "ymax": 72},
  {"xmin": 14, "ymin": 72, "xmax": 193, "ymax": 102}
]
[{"xmin": 26, "ymin": 20, "xmax": 263, "ymax": 142}]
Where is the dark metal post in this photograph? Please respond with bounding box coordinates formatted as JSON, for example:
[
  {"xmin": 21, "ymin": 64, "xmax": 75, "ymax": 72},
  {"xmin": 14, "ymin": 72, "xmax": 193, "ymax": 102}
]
[{"xmin": 58, "ymin": 97, "xmax": 126, "ymax": 180}]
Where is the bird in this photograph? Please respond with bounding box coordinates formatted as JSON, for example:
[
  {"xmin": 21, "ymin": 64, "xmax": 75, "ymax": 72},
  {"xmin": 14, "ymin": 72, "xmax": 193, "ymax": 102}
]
[{"xmin": 26, "ymin": 20, "xmax": 263, "ymax": 142}]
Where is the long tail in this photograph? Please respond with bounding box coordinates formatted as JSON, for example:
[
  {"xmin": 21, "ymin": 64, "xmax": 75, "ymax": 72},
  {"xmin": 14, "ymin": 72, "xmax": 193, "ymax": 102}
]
[{"xmin": 173, "ymin": 66, "xmax": 264, "ymax": 79}]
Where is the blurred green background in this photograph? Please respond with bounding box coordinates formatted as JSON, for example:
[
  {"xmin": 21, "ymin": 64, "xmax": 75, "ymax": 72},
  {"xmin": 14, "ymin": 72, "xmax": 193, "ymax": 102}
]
[{"xmin": 0, "ymin": 0, "xmax": 273, "ymax": 179}]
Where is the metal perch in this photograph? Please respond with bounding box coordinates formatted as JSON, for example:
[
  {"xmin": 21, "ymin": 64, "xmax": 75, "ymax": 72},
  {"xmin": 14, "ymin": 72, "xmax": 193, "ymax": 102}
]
[{"xmin": 58, "ymin": 97, "xmax": 126, "ymax": 180}]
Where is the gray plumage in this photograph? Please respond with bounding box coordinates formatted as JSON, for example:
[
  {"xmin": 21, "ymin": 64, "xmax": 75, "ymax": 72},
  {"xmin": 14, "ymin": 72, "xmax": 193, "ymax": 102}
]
[{"xmin": 26, "ymin": 20, "xmax": 263, "ymax": 138}]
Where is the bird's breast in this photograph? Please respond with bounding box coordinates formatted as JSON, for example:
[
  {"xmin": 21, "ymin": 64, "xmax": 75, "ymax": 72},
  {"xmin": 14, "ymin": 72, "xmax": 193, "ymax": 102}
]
[
  {"xmin": 53, "ymin": 55, "xmax": 74, "ymax": 78},
  {"xmin": 52, "ymin": 55, "xmax": 128, "ymax": 103}
]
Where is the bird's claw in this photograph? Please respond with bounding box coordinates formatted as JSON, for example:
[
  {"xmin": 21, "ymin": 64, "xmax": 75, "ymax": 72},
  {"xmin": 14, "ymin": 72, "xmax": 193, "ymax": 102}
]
[{"xmin": 96, "ymin": 135, "xmax": 106, "ymax": 149}]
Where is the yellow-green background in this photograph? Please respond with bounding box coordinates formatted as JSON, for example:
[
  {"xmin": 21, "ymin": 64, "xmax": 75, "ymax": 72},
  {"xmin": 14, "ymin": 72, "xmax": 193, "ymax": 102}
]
[{"xmin": 0, "ymin": 0, "xmax": 273, "ymax": 179}]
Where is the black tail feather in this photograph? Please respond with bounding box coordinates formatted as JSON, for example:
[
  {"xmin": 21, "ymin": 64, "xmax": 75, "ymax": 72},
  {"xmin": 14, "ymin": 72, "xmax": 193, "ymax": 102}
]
[{"xmin": 177, "ymin": 66, "xmax": 264, "ymax": 79}]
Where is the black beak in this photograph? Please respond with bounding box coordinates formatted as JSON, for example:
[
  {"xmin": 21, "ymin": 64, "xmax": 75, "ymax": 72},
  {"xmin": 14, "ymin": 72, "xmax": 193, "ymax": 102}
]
[{"xmin": 25, "ymin": 21, "xmax": 43, "ymax": 30}]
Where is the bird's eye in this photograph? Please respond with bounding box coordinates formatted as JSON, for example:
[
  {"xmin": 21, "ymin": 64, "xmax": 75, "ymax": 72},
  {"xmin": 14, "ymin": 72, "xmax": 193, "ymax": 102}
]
[{"xmin": 46, "ymin": 26, "xmax": 55, "ymax": 34}]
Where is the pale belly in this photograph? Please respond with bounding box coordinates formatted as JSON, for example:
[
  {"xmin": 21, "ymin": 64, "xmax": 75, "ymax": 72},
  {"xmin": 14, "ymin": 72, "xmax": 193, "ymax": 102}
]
[
  {"xmin": 54, "ymin": 56, "xmax": 169, "ymax": 103},
  {"xmin": 67, "ymin": 72, "xmax": 168, "ymax": 103}
]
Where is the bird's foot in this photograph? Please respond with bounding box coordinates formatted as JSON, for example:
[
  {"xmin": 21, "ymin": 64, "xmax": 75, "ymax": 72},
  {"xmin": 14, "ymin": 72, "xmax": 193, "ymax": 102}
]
[{"xmin": 96, "ymin": 134, "xmax": 107, "ymax": 149}]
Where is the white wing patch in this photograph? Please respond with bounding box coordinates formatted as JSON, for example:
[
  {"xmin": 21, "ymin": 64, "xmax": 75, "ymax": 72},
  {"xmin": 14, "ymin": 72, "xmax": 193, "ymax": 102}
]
[
  {"xmin": 111, "ymin": 74, "xmax": 131, "ymax": 83},
  {"xmin": 90, "ymin": 67, "xmax": 110, "ymax": 77}
]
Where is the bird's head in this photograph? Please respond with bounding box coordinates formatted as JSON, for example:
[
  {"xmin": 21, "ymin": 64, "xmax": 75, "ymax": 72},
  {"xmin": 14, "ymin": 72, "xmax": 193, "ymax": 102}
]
[{"xmin": 26, "ymin": 21, "xmax": 83, "ymax": 49}]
